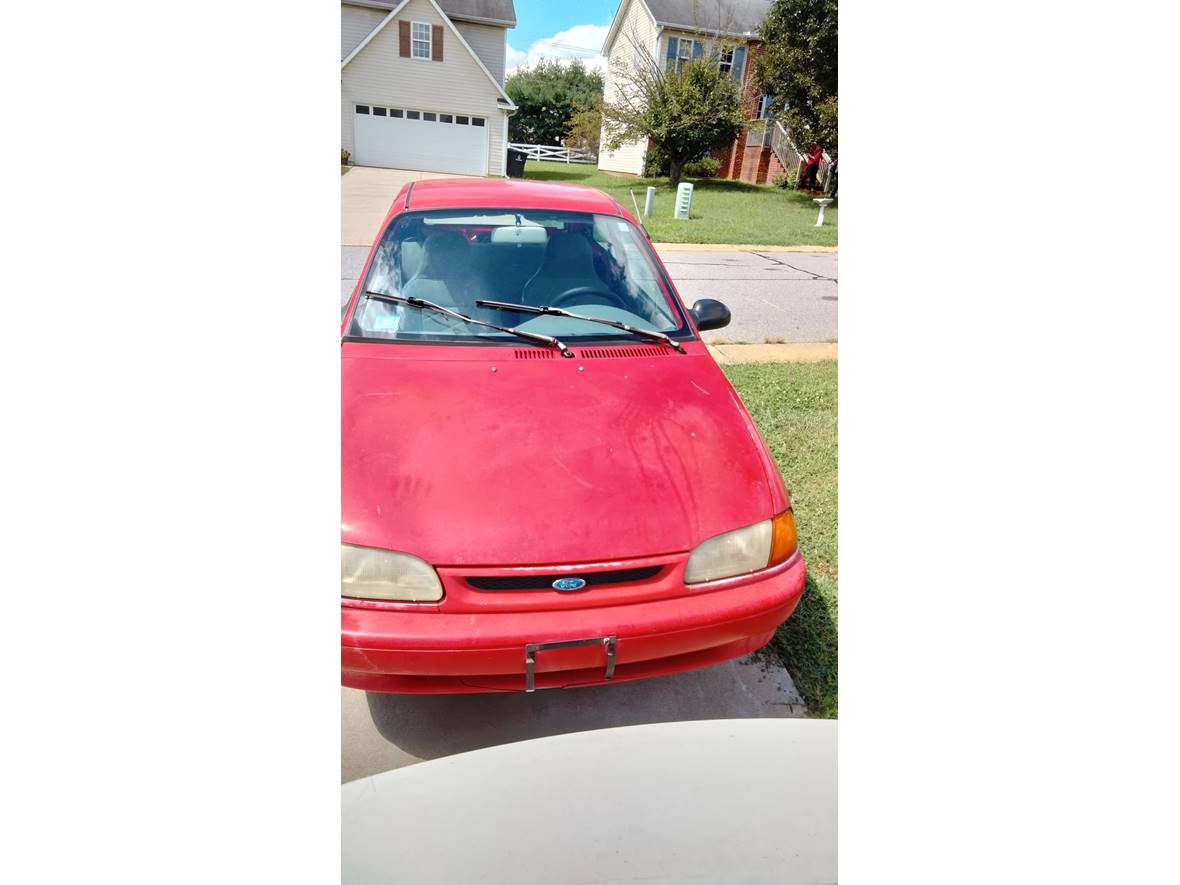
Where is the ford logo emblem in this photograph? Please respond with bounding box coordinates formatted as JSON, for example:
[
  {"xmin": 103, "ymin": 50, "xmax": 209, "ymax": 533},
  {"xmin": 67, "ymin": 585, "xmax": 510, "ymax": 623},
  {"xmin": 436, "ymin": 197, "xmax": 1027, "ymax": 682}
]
[{"xmin": 552, "ymin": 577, "xmax": 587, "ymax": 592}]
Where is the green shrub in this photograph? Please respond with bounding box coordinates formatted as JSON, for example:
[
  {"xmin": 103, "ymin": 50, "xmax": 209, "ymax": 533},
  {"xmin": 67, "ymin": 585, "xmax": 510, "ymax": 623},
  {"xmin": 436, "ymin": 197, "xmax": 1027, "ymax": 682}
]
[
  {"xmin": 341, "ymin": 149, "xmax": 351, "ymax": 166},
  {"xmin": 684, "ymin": 155, "xmax": 720, "ymax": 179},
  {"xmin": 644, "ymin": 148, "xmax": 719, "ymax": 180},
  {"xmin": 772, "ymin": 170, "xmax": 797, "ymax": 190},
  {"xmin": 642, "ymin": 146, "xmax": 669, "ymax": 177}
]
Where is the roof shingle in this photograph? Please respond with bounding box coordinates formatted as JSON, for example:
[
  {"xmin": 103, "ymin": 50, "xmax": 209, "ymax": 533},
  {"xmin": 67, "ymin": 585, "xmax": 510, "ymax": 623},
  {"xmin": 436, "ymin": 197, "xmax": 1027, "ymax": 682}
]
[
  {"xmin": 642, "ymin": 0, "xmax": 772, "ymax": 38},
  {"xmin": 344, "ymin": 0, "xmax": 516, "ymax": 27}
]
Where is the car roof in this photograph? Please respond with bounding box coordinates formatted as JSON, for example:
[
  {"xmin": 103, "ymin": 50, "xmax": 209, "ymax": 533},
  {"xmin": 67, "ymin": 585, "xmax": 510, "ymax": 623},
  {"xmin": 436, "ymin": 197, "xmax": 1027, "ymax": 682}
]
[{"xmin": 402, "ymin": 178, "xmax": 630, "ymax": 218}]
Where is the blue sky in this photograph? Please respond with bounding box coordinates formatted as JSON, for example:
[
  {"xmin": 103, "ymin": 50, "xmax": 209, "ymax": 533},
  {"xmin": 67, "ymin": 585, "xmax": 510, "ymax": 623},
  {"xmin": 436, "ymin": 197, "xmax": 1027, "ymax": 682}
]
[{"xmin": 506, "ymin": 0, "xmax": 621, "ymax": 74}]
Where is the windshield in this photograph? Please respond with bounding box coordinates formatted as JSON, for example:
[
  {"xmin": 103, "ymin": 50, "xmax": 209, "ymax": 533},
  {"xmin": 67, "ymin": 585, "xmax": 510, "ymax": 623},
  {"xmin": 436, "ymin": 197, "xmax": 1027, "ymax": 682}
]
[{"xmin": 345, "ymin": 209, "xmax": 689, "ymax": 345}]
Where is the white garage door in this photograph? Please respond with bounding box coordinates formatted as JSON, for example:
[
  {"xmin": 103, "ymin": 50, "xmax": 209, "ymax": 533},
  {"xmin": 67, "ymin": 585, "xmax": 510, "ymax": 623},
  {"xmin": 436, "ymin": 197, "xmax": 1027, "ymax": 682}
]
[{"xmin": 353, "ymin": 104, "xmax": 488, "ymax": 175}]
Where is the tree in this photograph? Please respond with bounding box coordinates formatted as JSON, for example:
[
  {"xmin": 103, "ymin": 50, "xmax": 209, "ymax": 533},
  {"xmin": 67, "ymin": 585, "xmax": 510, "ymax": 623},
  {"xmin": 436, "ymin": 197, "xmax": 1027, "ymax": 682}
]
[
  {"xmin": 563, "ymin": 97, "xmax": 602, "ymax": 155},
  {"xmin": 753, "ymin": 0, "xmax": 838, "ymax": 154},
  {"xmin": 505, "ymin": 60, "xmax": 603, "ymax": 146},
  {"xmin": 600, "ymin": 36, "xmax": 745, "ymax": 187}
]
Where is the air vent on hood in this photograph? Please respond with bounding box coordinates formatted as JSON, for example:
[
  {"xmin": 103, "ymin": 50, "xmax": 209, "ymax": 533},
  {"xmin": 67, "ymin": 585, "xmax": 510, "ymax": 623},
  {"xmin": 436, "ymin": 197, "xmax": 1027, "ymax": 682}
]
[
  {"xmin": 513, "ymin": 349, "xmax": 555, "ymax": 359},
  {"xmin": 579, "ymin": 346, "xmax": 671, "ymax": 359}
]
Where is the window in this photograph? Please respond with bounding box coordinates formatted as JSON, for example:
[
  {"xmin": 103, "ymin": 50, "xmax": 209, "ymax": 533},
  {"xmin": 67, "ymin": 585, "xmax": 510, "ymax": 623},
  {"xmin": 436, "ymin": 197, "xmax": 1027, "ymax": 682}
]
[
  {"xmin": 456, "ymin": 115, "xmax": 469, "ymax": 125},
  {"xmin": 390, "ymin": 108, "xmax": 404, "ymax": 118},
  {"xmin": 411, "ymin": 21, "xmax": 432, "ymax": 59},
  {"xmin": 423, "ymin": 112, "xmax": 437, "ymax": 121},
  {"xmin": 719, "ymin": 45, "xmax": 746, "ymax": 81},
  {"xmin": 440, "ymin": 114, "xmax": 453, "ymax": 123},
  {"xmin": 373, "ymin": 107, "xmax": 387, "ymax": 116},
  {"xmin": 348, "ymin": 209, "xmax": 687, "ymax": 346},
  {"xmin": 355, "ymin": 105, "xmax": 370, "ymax": 114},
  {"xmin": 406, "ymin": 110, "xmax": 420, "ymax": 120},
  {"xmin": 665, "ymin": 36, "xmax": 699, "ymax": 73},
  {"xmin": 471, "ymin": 117, "xmax": 485, "ymax": 127}
]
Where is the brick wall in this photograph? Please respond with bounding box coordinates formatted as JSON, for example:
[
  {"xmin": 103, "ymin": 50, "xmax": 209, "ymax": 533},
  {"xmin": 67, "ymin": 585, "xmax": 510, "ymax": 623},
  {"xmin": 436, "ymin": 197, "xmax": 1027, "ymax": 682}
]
[{"xmin": 718, "ymin": 41, "xmax": 765, "ymax": 181}]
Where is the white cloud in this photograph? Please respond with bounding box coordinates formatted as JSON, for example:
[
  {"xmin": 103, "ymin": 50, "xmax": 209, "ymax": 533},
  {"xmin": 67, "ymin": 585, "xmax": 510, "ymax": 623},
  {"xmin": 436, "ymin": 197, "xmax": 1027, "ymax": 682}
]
[
  {"xmin": 506, "ymin": 44, "xmax": 529, "ymax": 71},
  {"xmin": 506, "ymin": 24, "xmax": 609, "ymax": 76}
]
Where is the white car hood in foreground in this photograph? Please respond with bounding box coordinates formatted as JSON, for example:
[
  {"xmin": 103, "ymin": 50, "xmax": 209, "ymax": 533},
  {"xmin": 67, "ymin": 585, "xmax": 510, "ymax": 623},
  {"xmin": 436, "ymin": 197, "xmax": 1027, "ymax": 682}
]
[{"xmin": 342, "ymin": 718, "xmax": 837, "ymax": 884}]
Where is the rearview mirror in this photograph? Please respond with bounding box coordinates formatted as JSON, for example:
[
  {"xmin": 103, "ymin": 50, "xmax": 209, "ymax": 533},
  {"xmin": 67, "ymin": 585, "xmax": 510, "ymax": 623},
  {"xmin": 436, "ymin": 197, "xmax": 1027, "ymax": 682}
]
[
  {"xmin": 490, "ymin": 225, "xmax": 548, "ymax": 245},
  {"xmin": 690, "ymin": 299, "xmax": 731, "ymax": 332}
]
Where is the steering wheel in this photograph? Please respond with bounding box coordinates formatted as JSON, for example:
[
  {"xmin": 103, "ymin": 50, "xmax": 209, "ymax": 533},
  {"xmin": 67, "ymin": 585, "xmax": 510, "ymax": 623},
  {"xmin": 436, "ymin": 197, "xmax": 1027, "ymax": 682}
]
[{"xmin": 549, "ymin": 285, "xmax": 629, "ymax": 310}]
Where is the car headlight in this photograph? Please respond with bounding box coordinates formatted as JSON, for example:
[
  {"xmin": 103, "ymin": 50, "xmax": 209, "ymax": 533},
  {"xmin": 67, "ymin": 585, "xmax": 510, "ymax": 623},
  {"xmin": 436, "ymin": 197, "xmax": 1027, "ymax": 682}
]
[
  {"xmin": 683, "ymin": 511, "xmax": 798, "ymax": 584},
  {"xmin": 341, "ymin": 544, "xmax": 443, "ymax": 602}
]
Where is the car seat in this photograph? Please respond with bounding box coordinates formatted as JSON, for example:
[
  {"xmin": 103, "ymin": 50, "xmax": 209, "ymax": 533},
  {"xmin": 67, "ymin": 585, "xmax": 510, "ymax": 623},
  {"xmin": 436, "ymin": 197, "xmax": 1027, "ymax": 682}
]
[
  {"xmin": 402, "ymin": 231, "xmax": 484, "ymax": 312},
  {"xmin": 400, "ymin": 238, "xmax": 424, "ymax": 283},
  {"xmin": 521, "ymin": 233, "xmax": 606, "ymax": 307}
]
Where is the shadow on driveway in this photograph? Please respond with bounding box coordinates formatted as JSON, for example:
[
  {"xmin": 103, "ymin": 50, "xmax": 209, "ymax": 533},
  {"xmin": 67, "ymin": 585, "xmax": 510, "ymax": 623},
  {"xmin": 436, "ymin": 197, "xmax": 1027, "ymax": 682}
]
[{"xmin": 345, "ymin": 652, "xmax": 806, "ymax": 780}]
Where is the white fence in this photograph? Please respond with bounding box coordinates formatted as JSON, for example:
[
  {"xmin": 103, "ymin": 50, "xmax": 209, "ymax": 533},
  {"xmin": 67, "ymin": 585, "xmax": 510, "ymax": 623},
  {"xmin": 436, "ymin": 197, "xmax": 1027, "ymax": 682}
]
[{"xmin": 508, "ymin": 143, "xmax": 597, "ymax": 164}]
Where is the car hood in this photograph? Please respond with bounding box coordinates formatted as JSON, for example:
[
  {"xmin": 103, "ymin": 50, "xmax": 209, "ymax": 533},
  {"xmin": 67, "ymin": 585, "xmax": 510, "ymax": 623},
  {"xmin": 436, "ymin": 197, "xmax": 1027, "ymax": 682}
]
[{"xmin": 341, "ymin": 345, "xmax": 782, "ymax": 566}]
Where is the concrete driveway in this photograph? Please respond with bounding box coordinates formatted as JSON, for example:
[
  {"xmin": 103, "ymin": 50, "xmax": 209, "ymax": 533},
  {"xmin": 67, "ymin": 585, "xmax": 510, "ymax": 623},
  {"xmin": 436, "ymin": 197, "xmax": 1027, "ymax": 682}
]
[
  {"xmin": 343, "ymin": 654, "xmax": 806, "ymax": 783},
  {"xmin": 341, "ymin": 165, "xmax": 474, "ymax": 247}
]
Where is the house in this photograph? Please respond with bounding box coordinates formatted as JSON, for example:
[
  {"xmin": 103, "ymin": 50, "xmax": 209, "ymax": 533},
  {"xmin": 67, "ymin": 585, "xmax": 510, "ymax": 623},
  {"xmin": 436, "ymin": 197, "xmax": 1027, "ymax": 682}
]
[
  {"xmin": 597, "ymin": 0, "xmax": 786, "ymax": 184},
  {"xmin": 341, "ymin": 0, "xmax": 517, "ymax": 176}
]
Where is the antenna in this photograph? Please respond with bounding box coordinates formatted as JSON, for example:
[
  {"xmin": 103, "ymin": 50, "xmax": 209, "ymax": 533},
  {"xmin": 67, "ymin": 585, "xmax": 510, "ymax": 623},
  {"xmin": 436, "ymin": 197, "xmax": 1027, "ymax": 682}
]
[{"xmin": 628, "ymin": 188, "xmax": 651, "ymax": 238}]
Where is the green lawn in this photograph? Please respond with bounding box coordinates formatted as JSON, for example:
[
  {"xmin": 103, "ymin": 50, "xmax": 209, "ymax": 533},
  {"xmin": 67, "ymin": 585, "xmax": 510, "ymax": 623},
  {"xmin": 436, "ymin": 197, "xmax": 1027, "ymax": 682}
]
[
  {"xmin": 725, "ymin": 362, "xmax": 838, "ymax": 717},
  {"xmin": 341, "ymin": 165, "xmax": 351, "ymax": 176},
  {"xmin": 523, "ymin": 159, "xmax": 836, "ymax": 247}
]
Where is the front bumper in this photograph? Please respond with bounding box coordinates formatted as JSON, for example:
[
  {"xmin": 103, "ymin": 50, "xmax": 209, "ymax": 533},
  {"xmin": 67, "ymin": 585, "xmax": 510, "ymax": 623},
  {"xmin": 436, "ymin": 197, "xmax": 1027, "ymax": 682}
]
[{"xmin": 341, "ymin": 552, "xmax": 806, "ymax": 693}]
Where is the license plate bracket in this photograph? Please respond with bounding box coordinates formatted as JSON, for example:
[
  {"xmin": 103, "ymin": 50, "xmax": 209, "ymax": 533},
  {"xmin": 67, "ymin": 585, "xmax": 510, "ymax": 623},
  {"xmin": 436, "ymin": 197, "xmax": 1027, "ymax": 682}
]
[{"xmin": 524, "ymin": 635, "xmax": 617, "ymax": 692}]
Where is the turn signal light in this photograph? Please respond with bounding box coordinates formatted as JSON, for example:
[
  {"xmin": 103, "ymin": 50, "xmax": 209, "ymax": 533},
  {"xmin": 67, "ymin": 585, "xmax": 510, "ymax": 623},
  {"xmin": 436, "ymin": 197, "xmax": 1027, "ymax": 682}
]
[{"xmin": 768, "ymin": 510, "xmax": 798, "ymax": 567}]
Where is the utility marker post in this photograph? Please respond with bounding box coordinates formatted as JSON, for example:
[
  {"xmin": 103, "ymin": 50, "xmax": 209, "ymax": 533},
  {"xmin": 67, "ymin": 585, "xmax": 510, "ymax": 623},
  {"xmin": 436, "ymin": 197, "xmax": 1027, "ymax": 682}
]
[
  {"xmin": 644, "ymin": 186, "xmax": 656, "ymax": 218},
  {"xmin": 674, "ymin": 183, "xmax": 694, "ymax": 220},
  {"xmin": 813, "ymin": 198, "xmax": 833, "ymax": 226}
]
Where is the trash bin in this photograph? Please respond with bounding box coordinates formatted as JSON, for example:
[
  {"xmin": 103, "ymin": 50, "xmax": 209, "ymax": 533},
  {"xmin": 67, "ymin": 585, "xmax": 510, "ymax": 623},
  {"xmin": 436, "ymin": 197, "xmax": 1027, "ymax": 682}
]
[{"xmin": 506, "ymin": 149, "xmax": 527, "ymax": 178}]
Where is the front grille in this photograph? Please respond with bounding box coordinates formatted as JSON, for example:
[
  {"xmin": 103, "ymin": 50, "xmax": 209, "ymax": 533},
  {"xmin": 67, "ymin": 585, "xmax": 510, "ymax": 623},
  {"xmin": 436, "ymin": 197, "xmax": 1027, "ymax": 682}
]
[{"xmin": 466, "ymin": 566, "xmax": 662, "ymax": 591}]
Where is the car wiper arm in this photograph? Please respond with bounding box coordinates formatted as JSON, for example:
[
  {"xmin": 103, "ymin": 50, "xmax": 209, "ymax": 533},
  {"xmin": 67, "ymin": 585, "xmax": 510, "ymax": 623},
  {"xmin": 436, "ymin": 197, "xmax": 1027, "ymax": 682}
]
[
  {"xmin": 475, "ymin": 300, "xmax": 687, "ymax": 353},
  {"xmin": 363, "ymin": 292, "xmax": 573, "ymax": 358}
]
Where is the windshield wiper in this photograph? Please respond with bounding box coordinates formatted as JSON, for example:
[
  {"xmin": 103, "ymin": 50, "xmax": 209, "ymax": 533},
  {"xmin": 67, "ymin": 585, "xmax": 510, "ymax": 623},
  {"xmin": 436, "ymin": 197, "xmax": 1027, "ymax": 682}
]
[
  {"xmin": 475, "ymin": 300, "xmax": 687, "ymax": 354},
  {"xmin": 363, "ymin": 292, "xmax": 573, "ymax": 358}
]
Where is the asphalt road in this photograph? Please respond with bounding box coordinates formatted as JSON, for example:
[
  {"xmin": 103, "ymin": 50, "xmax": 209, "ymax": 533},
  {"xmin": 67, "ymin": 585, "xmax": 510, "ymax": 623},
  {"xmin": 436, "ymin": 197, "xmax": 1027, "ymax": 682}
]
[{"xmin": 341, "ymin": 246, "xmax": 838, "ymax": 343}]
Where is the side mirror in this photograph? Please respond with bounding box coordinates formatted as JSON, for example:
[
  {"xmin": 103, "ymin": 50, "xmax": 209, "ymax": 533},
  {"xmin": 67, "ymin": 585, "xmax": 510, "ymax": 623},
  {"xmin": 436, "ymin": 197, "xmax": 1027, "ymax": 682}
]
[{"xmin": 690, "ymin": 299, "xmax": 731, "ymax": 332}]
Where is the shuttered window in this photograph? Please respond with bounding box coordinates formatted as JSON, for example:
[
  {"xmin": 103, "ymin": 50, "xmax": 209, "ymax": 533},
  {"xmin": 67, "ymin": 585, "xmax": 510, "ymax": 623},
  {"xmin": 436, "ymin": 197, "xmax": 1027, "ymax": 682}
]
[
  {"xmin": 718, "ymin": 46, "xmax": 746, "ymax": 80},
  {"xmin": 411, "ymin": 21, "xmax": 431, "ymax": 59},
  {"xmin": 665, "ymin": 37, "xmax": 701, "ymax": 73}
]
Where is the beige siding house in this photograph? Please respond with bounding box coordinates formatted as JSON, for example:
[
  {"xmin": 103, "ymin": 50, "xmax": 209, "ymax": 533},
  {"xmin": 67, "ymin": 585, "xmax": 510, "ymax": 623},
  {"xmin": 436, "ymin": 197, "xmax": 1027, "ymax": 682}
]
[
  {"xmin": 341, "ymin": 0, "xmax": 516, "ymax": 176},
  {"xmin": 598, "ymin": 0, "xmax": 780, "ymax": 183},
  {"xmin": 597, "ymin": 0, "xmax": 660, "ymax": 176}
]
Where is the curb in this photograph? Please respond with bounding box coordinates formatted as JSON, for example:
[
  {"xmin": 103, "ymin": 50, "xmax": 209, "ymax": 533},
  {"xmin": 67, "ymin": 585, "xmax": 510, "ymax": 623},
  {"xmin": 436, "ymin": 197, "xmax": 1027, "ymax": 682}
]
[{"xmin": 706, "ymin": 343, "xmax": 837, "ymax": 364}]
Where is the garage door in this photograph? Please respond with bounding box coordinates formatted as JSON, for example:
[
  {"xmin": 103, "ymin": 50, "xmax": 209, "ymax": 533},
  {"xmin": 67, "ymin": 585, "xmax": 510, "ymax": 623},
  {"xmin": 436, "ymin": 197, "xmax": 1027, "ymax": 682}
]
[{"xmin": 353, "ymin": 104, "xmax": 488, "ymax": 175}]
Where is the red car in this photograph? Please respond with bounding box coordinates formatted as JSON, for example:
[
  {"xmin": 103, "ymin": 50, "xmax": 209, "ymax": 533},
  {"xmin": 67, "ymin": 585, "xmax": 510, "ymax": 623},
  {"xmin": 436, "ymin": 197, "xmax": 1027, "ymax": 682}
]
[{"xmin": 341, "ymin": 178, "xmax": 805, "ymax": 693}]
